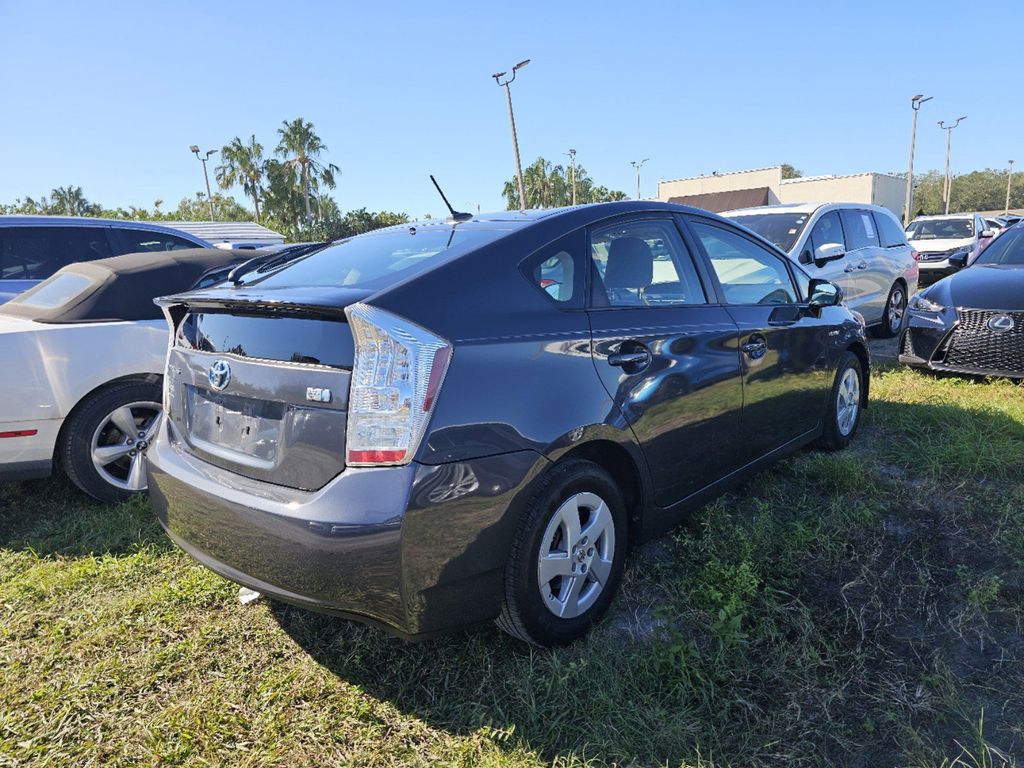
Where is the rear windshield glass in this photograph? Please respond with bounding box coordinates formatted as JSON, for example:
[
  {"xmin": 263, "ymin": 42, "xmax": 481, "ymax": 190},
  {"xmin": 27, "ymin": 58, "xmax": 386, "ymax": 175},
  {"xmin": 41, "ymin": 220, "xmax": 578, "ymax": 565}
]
[
  {"xmin": 905, "ymin": 218, "xmax": 974, "ymax": 240},
  {"xmin": 8, "ymin": 272, "xmax": 94, "ymax": 309},
  {"xmin": 728, "ymin": 213, "xmax": 810, "ymax": 253},
  {"xmin": 243, "ymin": 226, "xmax": 507, "ymax": 290}
]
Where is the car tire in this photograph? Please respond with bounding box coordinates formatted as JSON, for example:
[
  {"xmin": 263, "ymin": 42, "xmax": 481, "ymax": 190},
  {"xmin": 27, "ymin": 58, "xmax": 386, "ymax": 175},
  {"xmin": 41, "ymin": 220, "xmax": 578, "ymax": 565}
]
[
  {"xmin": 60, "ymin": 379, "xmax": 162, "ymax": 504},
  {"xmin": 815, "ymin": 352, "xmax": 863, "ymax": 451},
  {"xmin": 869, "ymin": 282, "xmax": 907, "ymax": 339},
  {"xmin": 497, "ymin": 459, "xmax": 628, "ymax": 647}
]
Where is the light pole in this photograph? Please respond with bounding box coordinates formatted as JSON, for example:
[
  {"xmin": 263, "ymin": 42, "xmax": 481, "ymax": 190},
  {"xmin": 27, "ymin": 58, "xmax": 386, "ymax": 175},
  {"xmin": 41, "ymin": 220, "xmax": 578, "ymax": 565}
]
[
  {"xmin": 631, "ymin": 158, "xmax": 649, "ymax": 200},
  {"xmin": 493, "ymin": 59, "xmax": 530, "ymax": 210},
  {"xmin": 938, "ymin": 116, "xmax": 967, "ymax": 215},
  {"xmin": 904, "ymin": 94, "xmax": 932, "ymax": 225},
  {"xmin": 565, "ymin": 148, "xmax": 577, "ymax": 206},
  {"xmin": 1006, "ymin": 160, "xmax": 1015, "ymax": 214},
  {"xmin": 190, "ymin": 145, "xmax": 218, "ymax": 220}
]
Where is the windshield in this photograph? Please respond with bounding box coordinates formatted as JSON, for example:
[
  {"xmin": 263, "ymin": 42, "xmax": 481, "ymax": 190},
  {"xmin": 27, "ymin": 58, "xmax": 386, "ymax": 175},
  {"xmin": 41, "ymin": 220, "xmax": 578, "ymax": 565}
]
[
  {"xmin": 244, "ymin": 226, "xmax": 507, "ymax": 290},
  {"xmin": 905, "ymin": 218, "xmax": 974, "ymax": 240},
  {"xmin": 729, "ymin": 213, "xmax": 810, "ymax": 253},
  {"xmin": 975, "ymin": 226, "xmax": 1024, "ymax": 266}
]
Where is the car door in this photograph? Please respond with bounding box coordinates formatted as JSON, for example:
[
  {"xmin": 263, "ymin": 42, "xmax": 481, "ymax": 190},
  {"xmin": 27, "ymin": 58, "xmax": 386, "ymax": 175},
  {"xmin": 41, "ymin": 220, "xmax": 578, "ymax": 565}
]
[
  {"xmin": 685, "ymin": 216, "xmax": 834, "ymax": 464},
  {"xmin": 838, "ymin": 209, "xmax": 886, "ymax": 322},
  {"xmin": 585, "ymin": 215, "xmax": 744, "ymax": 508},
  {"xmin": 802, "ymin": 210, "xmax": 854, "ymax": 300}
]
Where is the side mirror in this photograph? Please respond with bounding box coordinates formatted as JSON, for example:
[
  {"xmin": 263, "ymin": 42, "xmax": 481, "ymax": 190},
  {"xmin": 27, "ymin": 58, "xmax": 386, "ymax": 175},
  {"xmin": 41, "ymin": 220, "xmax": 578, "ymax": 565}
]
[
  {"xmin": 808, "ymin": 278, "xmax": 842, "ymax": 312},
  {"xmin": 981, "ymin": 229, "xmax": 995, "ymax": 239},
  {"xmin": 814, "ymin": 242, "xmax": 845, "ymax": 267},
  {"xmin": 948, "ymin": 251, "xmax": 969, "ymax": 268}
]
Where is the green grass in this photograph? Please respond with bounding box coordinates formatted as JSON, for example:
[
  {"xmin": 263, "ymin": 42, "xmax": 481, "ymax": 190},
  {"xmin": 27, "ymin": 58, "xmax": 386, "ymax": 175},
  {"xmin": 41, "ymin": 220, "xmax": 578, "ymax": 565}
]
[{"xmin": 2, "ymin": 367, "xmax": 1023, "ymax": 766}]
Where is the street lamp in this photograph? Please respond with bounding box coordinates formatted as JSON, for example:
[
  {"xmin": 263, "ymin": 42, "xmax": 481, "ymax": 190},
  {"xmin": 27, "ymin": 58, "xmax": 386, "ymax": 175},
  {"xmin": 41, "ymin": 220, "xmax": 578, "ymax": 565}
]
[
  {"xmin": 1006, "ymin": 160, "xmax": 1015, "ymax": 215},
  {"xmin": 903, "ymin": 94, "xmax": 932, "ymax": 225},
  {"xmin": 190, "ymin": 145, "xmax": 218, "ymax": 220},
  {"xmin": 493, "ymin": 59, "xmax": 530, "ymax": 210},
  {"xmin": 565, "ymin": 148, "xmax": 577, "ymax": 206},
  {"xmin": 938, "ymin": 116, "xmax": 967, "ymax": 215},
  {"xmin": 630, "ymin": 158, "xmax": 649, "ymax": 200}
]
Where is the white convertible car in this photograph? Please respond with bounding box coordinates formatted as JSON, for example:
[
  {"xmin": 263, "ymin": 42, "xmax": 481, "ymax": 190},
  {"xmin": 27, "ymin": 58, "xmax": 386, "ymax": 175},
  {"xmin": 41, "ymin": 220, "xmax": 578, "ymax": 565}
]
[{"xmin": 0, "ymin": 248, "xmax": 249, "ymax": 502}]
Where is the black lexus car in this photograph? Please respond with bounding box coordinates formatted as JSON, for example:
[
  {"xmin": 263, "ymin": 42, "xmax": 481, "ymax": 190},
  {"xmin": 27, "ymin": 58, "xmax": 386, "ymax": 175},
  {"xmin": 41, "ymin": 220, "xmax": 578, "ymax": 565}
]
[
  {"xmin": 900, "ymin": 222, "xmax": 1024, "ymax": 378},
  {"xmin": 147, "ymin": 201, "xmax": 870, "ymax": 646}
]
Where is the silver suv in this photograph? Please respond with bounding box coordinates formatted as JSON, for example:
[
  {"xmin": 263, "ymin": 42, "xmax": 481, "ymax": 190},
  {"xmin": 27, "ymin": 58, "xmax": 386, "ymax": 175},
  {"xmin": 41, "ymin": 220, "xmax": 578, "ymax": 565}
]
[{"xmin": 725, "ymin": 203, "xmax": 919, "ymax": 337}]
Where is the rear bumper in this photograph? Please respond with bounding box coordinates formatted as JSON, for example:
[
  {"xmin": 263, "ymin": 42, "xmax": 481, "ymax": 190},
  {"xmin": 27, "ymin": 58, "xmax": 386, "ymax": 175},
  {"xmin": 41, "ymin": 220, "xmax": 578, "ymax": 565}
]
[
  {"xmin": 146, "ymin": 419, "xmax": 547, "ymax": 638},
  {"xmin": 0, "ymin": 419, "xmax": 60, "ymax": 482}
]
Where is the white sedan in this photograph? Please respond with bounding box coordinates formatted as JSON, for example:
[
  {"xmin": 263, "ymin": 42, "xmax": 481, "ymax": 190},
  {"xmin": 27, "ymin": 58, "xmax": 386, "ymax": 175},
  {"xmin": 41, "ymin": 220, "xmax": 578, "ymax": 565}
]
[{"xmin": 0, "ymin": 248, "xmax": 249, "ymax": 502}]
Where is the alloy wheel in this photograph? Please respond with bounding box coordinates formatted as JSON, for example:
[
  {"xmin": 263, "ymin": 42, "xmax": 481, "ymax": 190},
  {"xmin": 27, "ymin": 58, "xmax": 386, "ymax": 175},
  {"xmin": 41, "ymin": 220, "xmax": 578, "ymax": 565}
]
[
  {"xmin": 836, "ymin": 368, "xmax": 860, "ymax": 436},
  {"xmin": 888, "ymin": 288, "xmax": 906, "ymax": 334},
  {"xmin": 536, "ymin": 492, "xmax": 616, "ymax": 619},
  {"xmin": 90, "ymin": 401, "xmax": 162, "ymax": 492}
]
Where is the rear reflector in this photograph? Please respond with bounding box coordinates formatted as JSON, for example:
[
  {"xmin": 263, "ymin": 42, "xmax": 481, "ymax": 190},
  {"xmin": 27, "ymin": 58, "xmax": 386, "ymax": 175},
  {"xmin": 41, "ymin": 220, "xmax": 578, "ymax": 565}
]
[
  {"xmin": 347, "ymin": 449, "xmax": 408, "ymax": 464},
  {"xmin": 0, "ymin": 430, "xmax": 38, "ymax": 438}
]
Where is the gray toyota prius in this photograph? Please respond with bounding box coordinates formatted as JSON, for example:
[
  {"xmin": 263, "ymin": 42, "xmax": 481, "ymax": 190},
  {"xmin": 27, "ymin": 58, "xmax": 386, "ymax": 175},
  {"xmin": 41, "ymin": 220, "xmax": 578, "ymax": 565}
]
[{"xmin": 147, "ymin": 201, "xmax": 870, "ymax": 646}]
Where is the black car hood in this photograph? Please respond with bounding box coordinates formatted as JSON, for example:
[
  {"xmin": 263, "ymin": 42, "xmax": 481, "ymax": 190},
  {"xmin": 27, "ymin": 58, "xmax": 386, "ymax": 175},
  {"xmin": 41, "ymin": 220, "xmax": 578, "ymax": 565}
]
[{"xmin": 925, "ymin": 265, "xmax": 1024, "ymax": 311}]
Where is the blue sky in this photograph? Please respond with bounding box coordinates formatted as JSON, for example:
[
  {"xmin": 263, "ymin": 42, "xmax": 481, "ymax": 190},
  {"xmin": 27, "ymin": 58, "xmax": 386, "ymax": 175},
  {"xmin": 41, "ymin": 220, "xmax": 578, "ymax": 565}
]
[{"xmin": 1, "ymin": 1, "xmax": 1019, "ymax": 219}]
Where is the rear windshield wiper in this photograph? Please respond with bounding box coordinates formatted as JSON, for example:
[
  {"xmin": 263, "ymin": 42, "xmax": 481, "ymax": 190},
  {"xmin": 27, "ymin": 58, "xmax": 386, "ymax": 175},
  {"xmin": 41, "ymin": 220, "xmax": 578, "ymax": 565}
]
[{"xmin": 227, "ymin": 242, "xmax": 329, "ymax": 286}]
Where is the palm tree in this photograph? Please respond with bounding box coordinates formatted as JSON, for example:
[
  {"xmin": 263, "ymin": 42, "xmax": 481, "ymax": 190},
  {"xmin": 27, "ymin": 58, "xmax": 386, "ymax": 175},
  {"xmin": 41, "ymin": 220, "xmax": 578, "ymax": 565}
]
[
  {"xmin": 216, "ymin": 135, "xmax": 266, "ymax": 221},
  {"xmin": 275, "ymin": 118, "xmax": 339, "ymax": 220},
  {"xmin": 50, "ymin": 185, "xmax": 95, "ymax": 216}
]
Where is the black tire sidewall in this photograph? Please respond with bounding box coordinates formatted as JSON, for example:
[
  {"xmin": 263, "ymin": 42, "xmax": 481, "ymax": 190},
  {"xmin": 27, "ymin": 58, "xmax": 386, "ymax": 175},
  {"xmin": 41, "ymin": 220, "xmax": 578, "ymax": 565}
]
[
  {"xmin": 819, "ymin": 353, "xmax": 863, "ymax": 450},
  {"xmin": 505, "ymin": 461, "xmax": 627, "ymax": 646},
  {"xmin": 870, "ymin": 283, "xmax": 905, "ymax": 339},
  {"xmin": 61, "ymin": 380, "xmax": 162, "ymax": 503}
]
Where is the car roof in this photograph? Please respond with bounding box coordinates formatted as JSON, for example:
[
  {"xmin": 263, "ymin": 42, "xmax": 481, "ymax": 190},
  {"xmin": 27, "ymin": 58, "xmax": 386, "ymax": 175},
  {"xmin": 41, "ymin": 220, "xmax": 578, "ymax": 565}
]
[
  {"xmin": 722, "ymin": 202, "xmax": 898, "ymax": 217},
  {"xmin": 0, "ymin": 215, "xmax": 212, "ymax": 242},
  {"xmin": 0, "ymin": 248, "xmax": 250, "ymax": 324}
]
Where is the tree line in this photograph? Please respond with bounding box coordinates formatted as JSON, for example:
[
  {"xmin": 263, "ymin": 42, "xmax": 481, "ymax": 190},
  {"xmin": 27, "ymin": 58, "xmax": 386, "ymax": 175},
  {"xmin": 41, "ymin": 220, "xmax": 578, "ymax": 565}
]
[
  {"xmin": 502, "ymin": 157, "xmax": 628, "ymax": 209},
  {"xmin": 1, "ymin": 118, "xmax": 408, "ymax": 242},
  {"xmin": 910, "ymin": 168, "xmax": 1023, "ymax": 216}
]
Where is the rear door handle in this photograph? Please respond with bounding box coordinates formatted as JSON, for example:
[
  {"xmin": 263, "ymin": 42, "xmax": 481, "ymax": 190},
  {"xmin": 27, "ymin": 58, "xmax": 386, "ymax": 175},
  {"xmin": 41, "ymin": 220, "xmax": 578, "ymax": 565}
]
[
  {"xmin": 608, "ymin": 350, "xmax": 651, "ymax": 368},
  {"xmin": 857, "ymin": 261, "xmax": 868, "ymax": 270}
]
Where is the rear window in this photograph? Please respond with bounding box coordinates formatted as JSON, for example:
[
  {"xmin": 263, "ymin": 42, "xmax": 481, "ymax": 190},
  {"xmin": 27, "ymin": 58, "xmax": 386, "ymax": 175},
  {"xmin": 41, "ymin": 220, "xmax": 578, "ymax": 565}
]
[
  {"xmin": 245, "ymin": 226, "xmax": 507, "ymax": 290},
  {"xmin": 7, "ymin": 272, "xmax": 95, "ymax": 309}
]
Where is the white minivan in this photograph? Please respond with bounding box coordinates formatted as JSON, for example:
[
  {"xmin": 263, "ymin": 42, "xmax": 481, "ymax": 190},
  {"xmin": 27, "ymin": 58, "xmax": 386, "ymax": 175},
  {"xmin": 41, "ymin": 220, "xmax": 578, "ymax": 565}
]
[{"xmin": 724, "ymin": 203, "xmax": 919, "ymax": 338}]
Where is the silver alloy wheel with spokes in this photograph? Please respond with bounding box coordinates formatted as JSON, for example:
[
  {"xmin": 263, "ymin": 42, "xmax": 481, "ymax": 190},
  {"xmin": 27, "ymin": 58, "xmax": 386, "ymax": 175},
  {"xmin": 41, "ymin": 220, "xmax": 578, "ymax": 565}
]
[
  {"xmin": 836, "ymin": 368, "xmax": 861, "ymax": 436},
  {"xmin": 90, "ymin": 401, "xmax": 162, "ymax": 491},
  {"xmin": 887, "ymin": 287, "xmax": 906, "ymax": 334},
  {"xmin": 537, "ymin": 491, "xmax": 616, "ymax": 619}
]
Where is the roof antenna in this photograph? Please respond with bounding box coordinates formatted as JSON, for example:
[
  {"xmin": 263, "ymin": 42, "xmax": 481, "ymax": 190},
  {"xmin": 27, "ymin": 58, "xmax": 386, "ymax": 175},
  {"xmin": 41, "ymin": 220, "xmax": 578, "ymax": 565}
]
[{"xmin": 430, "ymin": 175, "xmax": 473, "ymax": 224}]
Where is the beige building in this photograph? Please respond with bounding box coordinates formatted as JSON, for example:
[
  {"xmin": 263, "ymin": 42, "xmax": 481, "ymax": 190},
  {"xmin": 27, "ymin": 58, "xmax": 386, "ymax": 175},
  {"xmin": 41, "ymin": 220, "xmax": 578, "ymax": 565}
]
[{"xmin": 657, "ymin": 166, "xmax": 908, "ymax": 217}]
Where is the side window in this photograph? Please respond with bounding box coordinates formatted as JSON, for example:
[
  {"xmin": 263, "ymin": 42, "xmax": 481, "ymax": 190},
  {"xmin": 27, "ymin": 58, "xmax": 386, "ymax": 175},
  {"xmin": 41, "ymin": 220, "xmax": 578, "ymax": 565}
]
[
  {"xmin": 839, "ymin": 209, "xmax": 880, "ymax": 250},
  {"xmin": 792, "ymin": 266, "xmax": 811, "ymax": 301},
  {"xmin": 809, "ymin": 211, "xmax": 845, "ymax": 254},
  {"xmin": 589, "ymin": 218, "xmax": 706, "ymax": 307},
  {"xmin": 520, "ymin": 230, "xmax": 585, "ymax": 308},
  {"xmin": 874, "ymin": 211, "xmax": 910, "ymax": 248},
  {"xmin": 0, "ymin": 227, "xmax": 52, "ymax": 280},
  {"xmin": 51, "ymin": 227, "xmax": 113, "ymax": 270},
  {"xmin": 690, "ymin": 221, "xmax": 798, "ymax": 305},
  {"xmin": 120, "ymin": 229, "xmax": 198, "ymax": 253}
]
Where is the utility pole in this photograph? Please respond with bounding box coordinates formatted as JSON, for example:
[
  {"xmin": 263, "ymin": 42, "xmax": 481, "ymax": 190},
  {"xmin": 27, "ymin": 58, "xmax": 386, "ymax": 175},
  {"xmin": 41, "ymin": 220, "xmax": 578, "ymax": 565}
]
[
  {"xmin": 190, "ymin": 145, "xmax": 218, "ymax": 220},
  {"xmin": 493, "ymin": 60, "xmax": 530, "ymax": 210},
  {"xmin": 1006, "ymin": 160, "xmax": 1015, "ymax": 214},
  {"xmin": 938, "ymin": 117, "xmax": 967, "ymax": 215},
  {"xmin": 566, "ymin": 148, "xmax": 577, "ymax": 206},
  {"xmin": 904, "ymin": 94, "xmax": 932, "ymax": 226},
  {"xmin": 631, "ymin": 158, "xmax": 649, "ymax": 200}
]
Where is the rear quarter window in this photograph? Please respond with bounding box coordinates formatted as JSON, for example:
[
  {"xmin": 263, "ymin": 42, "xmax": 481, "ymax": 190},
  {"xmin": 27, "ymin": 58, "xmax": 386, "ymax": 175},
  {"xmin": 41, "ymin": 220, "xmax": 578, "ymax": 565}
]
[{"xmin": 873, "ymin": 211, "xmax": 909, "ymax": 248}]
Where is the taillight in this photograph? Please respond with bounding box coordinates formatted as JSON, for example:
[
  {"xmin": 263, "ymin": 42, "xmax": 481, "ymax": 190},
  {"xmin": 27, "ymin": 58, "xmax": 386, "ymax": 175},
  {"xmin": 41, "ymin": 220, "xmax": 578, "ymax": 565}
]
[
  {"xmin": 344, "ymin": 303, "xmax": 451, "ymax": 467},
  {"xmin": 911, "ymin": 250, "xmax": 920, "ymax": 261}
]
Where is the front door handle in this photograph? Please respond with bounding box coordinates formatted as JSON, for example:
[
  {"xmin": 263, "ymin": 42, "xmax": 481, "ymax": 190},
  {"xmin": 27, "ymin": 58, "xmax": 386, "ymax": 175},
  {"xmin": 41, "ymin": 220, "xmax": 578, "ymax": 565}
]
[
  {"xmin": 741, "ymin": 339, "xmax": 767, "ymax": 360},
  {"xmin": 608, "ymin": 350, "xmax": 651, "ymax": 368}
]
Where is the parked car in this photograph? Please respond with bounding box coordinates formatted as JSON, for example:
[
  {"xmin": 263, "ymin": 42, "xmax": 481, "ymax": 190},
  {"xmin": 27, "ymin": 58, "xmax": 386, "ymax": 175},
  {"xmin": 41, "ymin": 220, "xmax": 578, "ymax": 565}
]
[
  {"xmin": 0, "ymin": 216, "xmax": 212, "ymax": 303},
  {"xmin": 0, "ymin": 248, "xmax": 252, "ymax": 501},
  {"xmin": 147, "ymin": 201, "xmax": 871, "ymax": 646},
  {"xmin": 725, "ymin": 203, "xmax": 918, "ymax": 338},
  {"xmin": 900, "ymin": 222, "xmax": 1024, "ymax": 379},
  {"xmin": 904, "ymin": 213, "xmax": 996, "ymax": 286}
]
